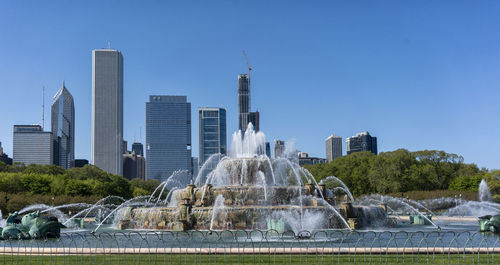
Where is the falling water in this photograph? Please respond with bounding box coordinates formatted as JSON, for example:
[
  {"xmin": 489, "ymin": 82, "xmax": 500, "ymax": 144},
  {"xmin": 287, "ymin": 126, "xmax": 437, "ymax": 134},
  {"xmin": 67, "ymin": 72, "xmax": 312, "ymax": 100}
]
[
  {"xmin": 320, "ymin": 176, "xmax": 354, "ymax": 203},
  {"xmin": 257, "ymin": 171, "xmax": 268, "ymax": 202},
  {"xmin": 403, "ymin": 198, "xmax": 436, "ymax": 216},
  {"xmin": 64, "ymin": 196, "xmax": 125, "ymax": 226},
  {"xmin": 194, "ymin": 153, "xmax": 223, "ymax": 186},
  {"xmin": 380, "ymin": 195, "xmax": 440, "ymax": 229},
  {"xmin": 93, "ymin": 196, "xmax": 150, "ymax": 232},
  {"xmin": 209, "ymin": 195, "xmax": 226, "ymax": 231},
  {"xmin": 0, "ymin": 210, "xmax": 5, "ymax": 227}
]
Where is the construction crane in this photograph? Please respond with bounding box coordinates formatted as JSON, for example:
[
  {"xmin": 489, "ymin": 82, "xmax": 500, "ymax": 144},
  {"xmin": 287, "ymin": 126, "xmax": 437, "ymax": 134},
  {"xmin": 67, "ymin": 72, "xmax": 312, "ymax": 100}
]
[{"xmin": 242, "ymin": 50, "xmax": 252, "ymax": 80}]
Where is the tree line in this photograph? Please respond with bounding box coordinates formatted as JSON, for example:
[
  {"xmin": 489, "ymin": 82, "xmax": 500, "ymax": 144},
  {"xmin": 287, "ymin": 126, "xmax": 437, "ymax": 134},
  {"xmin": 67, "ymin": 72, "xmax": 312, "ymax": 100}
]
[
  {"xmin": 0, "ymin": 162, "xmax": 160, "ymax": 199},
  {"xmin": 304, "ymin": 149, "xmax": 500, "ymax": 200}
]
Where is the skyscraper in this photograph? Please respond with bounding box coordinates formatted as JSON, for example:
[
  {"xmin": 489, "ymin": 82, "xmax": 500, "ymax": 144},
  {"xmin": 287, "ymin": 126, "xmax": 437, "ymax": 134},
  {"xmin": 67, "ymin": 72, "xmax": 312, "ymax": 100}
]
[
  {"xmin": 265, "ymin": 142, "xmax": 271, "ymax": 157},
  {"xmin": 346, "ymin": 131, "xmax": 377, "ymax": 155},
  {"xmin": 248, "ymin": 111, "xmax": 260, "ymax": 131},
  {"xmin": 146, "ymin": 95, "xmax": 192, "ymax": 181},
  {"xmin": 51, "ymin": 81, "xmax": 75, "ymax": 169},
  {"xmin": 131, "ymin": 142, "xmax": 144, "ymax": 156},
  {"xmin": 91, "ymin": 48, "xmax": 123, "ymax": 175},
  {"xmin": 325, "ymin": 134, "xmax": 342, "ymax": 162},
  {"xmin": 198, "ymin": 107, "xmax": 227, "ymax": 166},
  {"xmin": 13, "ymin": 125, "xmax": 53, "ymax": 165},
  {"xmin": 274, "ymin": 139, "xmax": 285, "ymax": 158},
  {"xmin": 238, "ymin": 74, "xmax": 250, "ymax": 132},
  {"xmin": 123, "ymin": 151, "xmax": 146, "ymax": 180}
]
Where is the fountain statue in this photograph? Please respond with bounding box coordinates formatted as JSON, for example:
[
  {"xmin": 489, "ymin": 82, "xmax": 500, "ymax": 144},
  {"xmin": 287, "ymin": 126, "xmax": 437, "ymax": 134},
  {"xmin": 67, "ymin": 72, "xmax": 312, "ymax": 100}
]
[
  {"xmin": 0, "ymin": 211, "xmax": 66, "ymax": 239},
  {"xmin": 115, "ymin": 124, "xmax": 390, "ymax": 232}
]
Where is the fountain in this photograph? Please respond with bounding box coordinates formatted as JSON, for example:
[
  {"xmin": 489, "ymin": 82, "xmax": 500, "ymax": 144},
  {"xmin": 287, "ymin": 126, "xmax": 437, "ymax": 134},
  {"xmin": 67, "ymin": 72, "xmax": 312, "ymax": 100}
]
[
  {"xmin": 479, "ymin": 179, "xmax": 492, "ymax": 202},
  {"xmin": 116, "ymin": 124, "xmax": 389, "ymax": 232}
]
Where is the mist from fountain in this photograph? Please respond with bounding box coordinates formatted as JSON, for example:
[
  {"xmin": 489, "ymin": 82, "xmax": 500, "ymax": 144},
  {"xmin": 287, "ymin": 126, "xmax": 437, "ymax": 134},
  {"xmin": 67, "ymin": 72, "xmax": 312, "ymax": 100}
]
[{"xmin": 444, "ymin": 201, "xmax": 500, "ymax": 217}]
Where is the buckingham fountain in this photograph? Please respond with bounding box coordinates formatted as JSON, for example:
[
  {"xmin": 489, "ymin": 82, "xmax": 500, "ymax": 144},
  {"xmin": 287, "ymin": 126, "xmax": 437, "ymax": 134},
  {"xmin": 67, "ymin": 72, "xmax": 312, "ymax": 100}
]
[
  {"xmin": 114, "ymin": 124, "xmax": 389, "ymax": 233},
  {"xmin": 4, "ymin": 125, "xmax": 500, "ymax": 238}
]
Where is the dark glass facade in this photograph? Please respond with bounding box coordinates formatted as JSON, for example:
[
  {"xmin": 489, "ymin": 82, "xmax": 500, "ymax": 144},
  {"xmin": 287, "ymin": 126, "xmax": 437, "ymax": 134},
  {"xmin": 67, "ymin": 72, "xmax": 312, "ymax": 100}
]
[
  {"xmin": 146, "ymin": 96, "xmax": 192, "ymax": 181},
  {"xmin": 198, "ymin": 108, "xmax": 226, "ymax": 166},
  {"xmin": 51, "ymin": 83, "xmax": 75, "ymax": 169},
  {"xmin": 238, "ymin": 74, "xmax": 250, "ymax": 132},
  {"xmin": 131, "ymin": 142, "xmax": 144, "ymax": 156},
  {"xmin": 346, "ymin": 132, "xmax": 377, "ymax": 155}
]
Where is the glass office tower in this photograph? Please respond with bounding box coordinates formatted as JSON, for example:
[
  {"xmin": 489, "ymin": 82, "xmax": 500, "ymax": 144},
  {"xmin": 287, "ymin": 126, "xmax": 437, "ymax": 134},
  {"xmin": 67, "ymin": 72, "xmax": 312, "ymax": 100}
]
[
  {"xmin": 51, "ymin": 81, "xmax": 75, "ymax": 169},
  {"xmin": 198, "ymin": 107, "xmax": 227, "ymax": 166},
  {"xmin": 146, "ymin": 95, "xmax": 192, "ymax": 181}
]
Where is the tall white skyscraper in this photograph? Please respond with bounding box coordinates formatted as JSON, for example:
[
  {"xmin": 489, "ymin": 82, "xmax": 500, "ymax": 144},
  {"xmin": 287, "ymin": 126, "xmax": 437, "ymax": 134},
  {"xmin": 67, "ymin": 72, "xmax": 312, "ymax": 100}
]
[
  {"xmin": 51, "ymin": 81, "xmax": 75, "ymax": 169},
  {"xmin": 91, "ymin": 49, "xmax": 123, "ymax": 175},
  {"xmin": 325, "ymin": 134, "xmax": 342, "ymax": 162}
]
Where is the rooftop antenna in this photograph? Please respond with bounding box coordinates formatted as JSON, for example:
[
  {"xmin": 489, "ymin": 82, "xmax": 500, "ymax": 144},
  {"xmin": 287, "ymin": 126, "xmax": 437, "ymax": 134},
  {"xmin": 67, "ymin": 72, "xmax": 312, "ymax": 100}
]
[
  {"xmin": 107, "ymin": 41, "xmax": 111, "ymax": 49},
  {"xmin": 41, "ymin": 86, "xmax": 45, "ymax": 129},
  {"xmin": 140, "ymin": 127, "xmax": 142, "ymax": 143}
]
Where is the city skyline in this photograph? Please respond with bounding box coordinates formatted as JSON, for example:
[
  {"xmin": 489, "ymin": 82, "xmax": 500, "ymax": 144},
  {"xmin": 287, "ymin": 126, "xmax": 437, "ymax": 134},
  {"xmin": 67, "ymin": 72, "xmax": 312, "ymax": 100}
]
[{"xmin": 0, "ymin": 2, "xmax": 499, "ymax": 169}]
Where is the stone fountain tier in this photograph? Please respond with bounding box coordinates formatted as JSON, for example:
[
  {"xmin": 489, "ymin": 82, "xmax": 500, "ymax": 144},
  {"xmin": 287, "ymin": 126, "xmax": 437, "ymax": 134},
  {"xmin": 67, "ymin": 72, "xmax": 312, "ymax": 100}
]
[
  {"xmin": 116, "ymin": 182, "xmax": 391, "ymax": 231},
  {"xmin": 170, "ymin": 184, "xmax": 335, "ymax": 207},
  {"xmin": 121, "ymin": 205, "xmax": 357, "ymax": 231}
]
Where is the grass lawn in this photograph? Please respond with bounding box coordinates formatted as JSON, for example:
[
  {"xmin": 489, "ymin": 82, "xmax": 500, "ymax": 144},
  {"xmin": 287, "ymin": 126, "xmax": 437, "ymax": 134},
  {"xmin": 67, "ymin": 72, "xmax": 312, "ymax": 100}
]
[{"xmin": 0, "ymin": 254, "xmax": 498, "ymax": 264}]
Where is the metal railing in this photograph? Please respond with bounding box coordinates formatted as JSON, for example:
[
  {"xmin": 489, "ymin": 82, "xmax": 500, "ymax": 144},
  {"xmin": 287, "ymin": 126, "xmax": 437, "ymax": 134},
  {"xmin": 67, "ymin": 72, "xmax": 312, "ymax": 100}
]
[{"xmin": 0, "ymin": 230, "xmax": 499, "ymax": 264}]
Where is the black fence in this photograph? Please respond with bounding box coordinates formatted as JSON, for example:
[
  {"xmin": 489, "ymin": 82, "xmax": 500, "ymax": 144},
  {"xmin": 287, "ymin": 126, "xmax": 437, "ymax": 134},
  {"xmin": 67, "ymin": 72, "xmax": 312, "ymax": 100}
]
[{"xmin": 0, "ymin": 230, "xmax": 499, "ymax": 264}]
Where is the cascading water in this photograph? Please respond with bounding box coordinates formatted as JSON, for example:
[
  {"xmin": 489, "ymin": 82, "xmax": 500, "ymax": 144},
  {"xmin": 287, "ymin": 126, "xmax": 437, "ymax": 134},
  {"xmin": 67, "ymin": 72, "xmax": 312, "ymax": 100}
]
[{"xmin": 209, "ymin": 195, "xmax": 226, "ymax": 231}]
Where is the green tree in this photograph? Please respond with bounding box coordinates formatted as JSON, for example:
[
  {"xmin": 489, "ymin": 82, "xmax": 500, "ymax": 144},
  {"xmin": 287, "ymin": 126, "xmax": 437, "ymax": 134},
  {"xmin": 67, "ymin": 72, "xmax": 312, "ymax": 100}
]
[{"xmin": 65, "ymin": 179, "xmax": 93, "ymax": 196}]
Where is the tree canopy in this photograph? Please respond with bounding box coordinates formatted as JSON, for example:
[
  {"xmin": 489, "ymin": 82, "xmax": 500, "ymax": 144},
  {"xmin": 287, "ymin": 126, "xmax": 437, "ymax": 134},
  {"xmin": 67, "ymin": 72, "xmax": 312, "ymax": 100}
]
[
  {"xmin": 304, "ymin": 149, "xmax": 498, "ymax": 198},
  {"xmin": 0, "ymin": 163, "xmax": 160, "ymax": 199}
]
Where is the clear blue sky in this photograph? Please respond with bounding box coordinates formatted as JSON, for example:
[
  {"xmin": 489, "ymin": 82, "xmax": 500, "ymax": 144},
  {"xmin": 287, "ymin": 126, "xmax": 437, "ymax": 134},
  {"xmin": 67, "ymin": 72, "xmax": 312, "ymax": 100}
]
[{"xmin": 0, "ymin": 1, "xmax": 499, "ymax": 169}]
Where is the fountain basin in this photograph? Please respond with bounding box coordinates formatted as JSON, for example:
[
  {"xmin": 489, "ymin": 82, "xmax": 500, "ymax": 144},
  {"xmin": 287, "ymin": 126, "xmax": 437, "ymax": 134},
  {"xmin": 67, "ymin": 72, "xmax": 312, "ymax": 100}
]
[{"xmin": 116, "ymin": 184, "xmax": 390, "ymax": 231}]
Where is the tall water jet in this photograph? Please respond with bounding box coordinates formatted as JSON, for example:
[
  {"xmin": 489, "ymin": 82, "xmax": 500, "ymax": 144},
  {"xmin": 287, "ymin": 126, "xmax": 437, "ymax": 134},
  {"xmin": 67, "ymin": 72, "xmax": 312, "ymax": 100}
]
[
  {"xmin": 229, "ymin": 123, "xmax": 265, "ymax": 158},
  {"xmin": 479, "ymin": 179, "xmax": 492, "ymax": 202}
]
